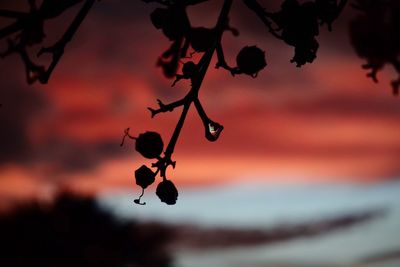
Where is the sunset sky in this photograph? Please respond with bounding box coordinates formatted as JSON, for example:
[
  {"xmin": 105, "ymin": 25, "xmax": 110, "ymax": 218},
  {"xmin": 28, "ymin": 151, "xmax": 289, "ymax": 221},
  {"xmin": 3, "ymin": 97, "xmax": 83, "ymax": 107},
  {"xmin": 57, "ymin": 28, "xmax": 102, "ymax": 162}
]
[{"xmin": 0, "ymin": 0, "xmax": 399, "ymax": 208}]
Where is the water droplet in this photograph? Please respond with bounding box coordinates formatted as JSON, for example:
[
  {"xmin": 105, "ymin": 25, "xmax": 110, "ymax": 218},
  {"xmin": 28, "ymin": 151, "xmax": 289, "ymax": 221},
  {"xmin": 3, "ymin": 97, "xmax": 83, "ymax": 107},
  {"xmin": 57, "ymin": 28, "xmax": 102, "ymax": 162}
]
[{"xmin": 206, "ymin": 121, "xmax": 223, "ymax": 142}]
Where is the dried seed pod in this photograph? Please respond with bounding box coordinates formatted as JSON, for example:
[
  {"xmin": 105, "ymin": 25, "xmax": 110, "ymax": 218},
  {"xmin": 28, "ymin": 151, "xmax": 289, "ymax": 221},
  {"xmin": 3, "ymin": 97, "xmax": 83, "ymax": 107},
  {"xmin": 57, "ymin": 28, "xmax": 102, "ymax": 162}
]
[
  {"xmin": 135, "ymin": 165, "xmax": 156, "ymax": 189},
  {"xmin": 136, "ymin": 131, "xmax": 164, "ymax": 159},
  {"xmin": 156, "ymin": 180, "xmax": 178, "ymax": 205},
  {"xmin": 189, "ymin": 27, "xmax": 216, "ymax": 52},
  {"xmin": 236, "ymin": 46, "xmax": 267, "ymax": 77},
  {"xmin": 150, "ymin": 8, "xmax": 187, "ymax": 41}
]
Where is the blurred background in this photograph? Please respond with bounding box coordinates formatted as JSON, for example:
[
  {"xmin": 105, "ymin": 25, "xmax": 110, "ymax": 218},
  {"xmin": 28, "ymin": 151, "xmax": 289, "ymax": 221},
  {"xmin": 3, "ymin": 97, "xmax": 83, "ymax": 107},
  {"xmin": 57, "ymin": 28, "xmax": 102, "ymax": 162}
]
[{"xmin": 0, "ymin": 1, "xmax": 399, "ymax": 267}]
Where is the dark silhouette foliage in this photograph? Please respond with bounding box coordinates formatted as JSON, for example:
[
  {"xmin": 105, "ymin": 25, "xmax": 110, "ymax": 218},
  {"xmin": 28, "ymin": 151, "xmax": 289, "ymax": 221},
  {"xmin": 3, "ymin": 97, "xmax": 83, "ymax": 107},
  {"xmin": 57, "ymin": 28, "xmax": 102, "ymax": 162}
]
[
  {"xmin": 6, "ymin": 1, "xmax": 398, "ymax": 205},
  {"xmin": 120, "ymin": 0, "xmax": 347, "ymax": 205},
  {"xmin": 121, "ymin": 128, "xmax": 179, "ymax": 205},
  {"xmin": 0, "ymin": 193, "xmax": 172, "ymax": 267},
  {"xmin": 0, "ymin": 192, "xmax": 385, "ymax": 266},
  {"xmin": 156, "ymin": 179, "xmax": 179, "ymax": 205},
  {"xmin": 243, "ymin": 0, "xmax": 347, "ymax": 67},
  {"xmin": 135, "ymin": 165, "xmax": 156, "ymax": 189},
  {"xmin": 135, "ymin": 132, "xmax": 165, "ymax": 159},
  {"xmin": 349, "ymin": 0, "xmax": 400, "ymax": 95},
  {"xmin": 236, "ymin": 45, "xmax": 267, "ymax": 77},
  {"xmin": 0, "ymin": 0, "xmax": 96, "ymax": 84}
]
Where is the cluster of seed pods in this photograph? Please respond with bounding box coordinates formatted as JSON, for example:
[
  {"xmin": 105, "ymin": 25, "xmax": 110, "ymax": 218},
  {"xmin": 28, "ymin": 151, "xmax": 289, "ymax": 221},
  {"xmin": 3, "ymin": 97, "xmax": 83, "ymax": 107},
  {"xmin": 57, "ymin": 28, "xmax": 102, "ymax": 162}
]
[
  {"xmin": 123, "ymin": 0, "xmax": 270, "ymax": 205},
  {"xmin": 1, "ymin": 1, "xmax": 351, "ymax": 205},
  {"xmin": 122, "ymin": 0, "xmax": 349, "ymax": 205},
  {"xmin": 244, "ymin": 0, "xmax": 347, "ymax": 67},
  {"xmin": 349, "ymin": 0, "xmax": 400, "ymax": 95},
  {"xmin": 121, "ymin": 130, "xmax": 178, "ymax": 205}
]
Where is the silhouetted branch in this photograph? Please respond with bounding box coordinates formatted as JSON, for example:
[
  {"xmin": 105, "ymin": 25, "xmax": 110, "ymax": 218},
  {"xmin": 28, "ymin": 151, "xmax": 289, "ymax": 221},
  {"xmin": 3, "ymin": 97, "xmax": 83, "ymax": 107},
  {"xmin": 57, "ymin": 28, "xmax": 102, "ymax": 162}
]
[
  {"xmin": 215, "ymin": 42, "xmax": 237, "ymax": 75},
  {"xmin": 0, "ymin": 0, "xmax": 361, "ymax": 206},
  {"xmin": 142, "ymin": 0, "xmax": 170, "ymax": 6},
  {"xmin": 124, "ymin": 0, "xmax": 354, "ymax": 205},
  {"xmin": 337, "ymin": 0, "xmax": 348, "ymax": 17},
  {"xmin": 0, "ymin": 0, "xmax": 83, "ymax": 41},
  {"xmin": 124, "ymin": 0, "xmax": 234, "ymax": 204},
  {"xmin": 242, "ymin": 0, "xmax": 283, "ymax": 39},
  {"xmin": 147, "ymin": 98, "xmax": 187, "ymax": 118},
  {"xmin": 0, "ymin": 9, "xmax": 29, "ymax": 18},
  {"xmin": 391, "ymin": 59, "xmax": 400, "ymax": 95},
  {"xmin": 0, "ymin": 0, "xmax": 94, "ymax": 84},
  {"xmin": 350, "ymin": 0, "xmax": 399, "ymax": 95},
  {"xmin": 0, "ymin": 19, "xmax": 27, "ymax": 40},
  {"xmin": 37, "ymin": 0, "xmax": 96, "ymax": 83},
  {"xmin": 142, "ymin": 0, "xmax": 209, "ymax": 6}
]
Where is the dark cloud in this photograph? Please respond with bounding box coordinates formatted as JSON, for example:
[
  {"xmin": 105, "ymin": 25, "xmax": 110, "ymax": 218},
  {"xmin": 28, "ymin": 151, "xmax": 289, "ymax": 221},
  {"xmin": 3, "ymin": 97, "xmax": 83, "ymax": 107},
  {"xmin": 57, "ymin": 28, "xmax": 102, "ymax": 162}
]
[
  {"xmin": 35, "ymin": 140, "xmax": 126, "ymax": 172},
  {"xmin": 0, "ymin": 193, "xmax": 172, "ymax": 267},
  {"xmin": 0, "ymin": 75, "xmax": 125, "ymax": 171},
  {"xmin": 0, "ymin": 191, "xmax": 388, "ymax": 266},
  {"xmin": 358, "ymin": 248, "xmax": 400, "ymax": 264},
  {"xmin": 167, "ymin": 208, "xmax": 387, "ymax": 250},
  {"xmin": 0, "ymin": 82, "xmax": 46, "ymax": 163}
]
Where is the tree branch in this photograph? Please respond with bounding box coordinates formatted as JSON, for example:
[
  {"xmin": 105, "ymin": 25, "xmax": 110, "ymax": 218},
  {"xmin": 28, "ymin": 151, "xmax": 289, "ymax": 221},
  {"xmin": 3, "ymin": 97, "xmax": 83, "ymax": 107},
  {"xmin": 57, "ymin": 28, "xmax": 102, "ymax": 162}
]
[
  {"xmin": 37, "ymin": 0, "xmax": 96, "ymax": 83},
  {"xmin": 242, "ymin": 0, "xmax": 282, "ymax": 39},
  {"xmin": 147, "ymin": 98, "xmax": 187, "ymax": 118},
  {"xmin": 153, "ymin": 0, "xmax": 233, "ymax": 178}
]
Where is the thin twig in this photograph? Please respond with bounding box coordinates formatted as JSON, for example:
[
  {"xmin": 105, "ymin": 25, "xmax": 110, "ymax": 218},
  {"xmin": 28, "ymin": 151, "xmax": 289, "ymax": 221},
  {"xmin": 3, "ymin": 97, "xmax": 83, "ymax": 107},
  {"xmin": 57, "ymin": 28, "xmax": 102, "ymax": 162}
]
[
  {"xmin": 148, "ymin": 98, "xmax": 187, "ymax": 118},
  {"xmin": 37, "ymin": 0, "xmax": 96, "ymax": 84}
]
